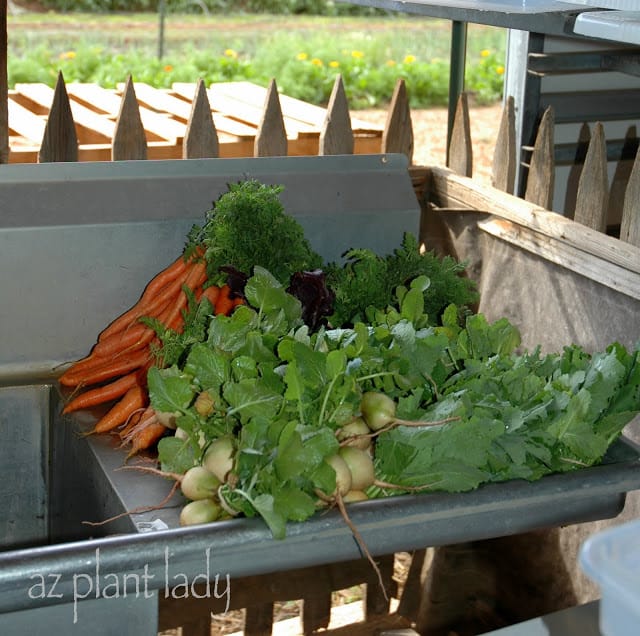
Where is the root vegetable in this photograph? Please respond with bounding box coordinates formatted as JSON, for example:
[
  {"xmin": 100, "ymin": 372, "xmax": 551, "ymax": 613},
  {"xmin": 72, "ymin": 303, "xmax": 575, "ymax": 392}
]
[
  {"xmin": 324, "ymin": 453, "xmax": 352, "ymax": 497},
  {"xmin": 203, "ymin": 437, "xmax": 235, "ymax": 482},
  {"xmin": 336, "ymin": 417, "xmax": 372, "ymax": 450},
  {"xmin": 360, "ymin": 391, "xmax": 396, "ymax": 431},
  {"xmin": 343, "ymin": 490, "xmax": 369, "ymax": 502},
  {"xmin": 179, "ymin": 498, "xmax": 221, "ymax": 526},
  {"xmin": 339, "ymin": 446, "xmax": 375, "ymax": 491},
  {"xmin": 180, "ymin": 466, "xmax": 221, "ymax": 501}
]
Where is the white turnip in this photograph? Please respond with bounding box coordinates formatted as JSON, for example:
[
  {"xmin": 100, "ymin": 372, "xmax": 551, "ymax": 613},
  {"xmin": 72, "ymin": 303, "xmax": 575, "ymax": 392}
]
[
  {"xmin": 339, "ymin": 446, "xmax": 375, "ymax": 491},
  {"xmin": 336, "ymin": 417, "xmax": 372, "ymax": 450},
  {"xmin": 203, "ymin": 436, "xmax": 235, "ymax": 483},
  {"xmin": 180, "ymin": 465, "xmax": 221, "ymax": 501},
  {"xmin": 360, "ymin": 391, "xmax": 397, "ymax": 431},
  {"xmin": 179, "ymin": 498, "xmax": 221, "ymax": 526},
  {"xmin": 324, "ymin": 453, "xmax": 352, "ymax": 497}
]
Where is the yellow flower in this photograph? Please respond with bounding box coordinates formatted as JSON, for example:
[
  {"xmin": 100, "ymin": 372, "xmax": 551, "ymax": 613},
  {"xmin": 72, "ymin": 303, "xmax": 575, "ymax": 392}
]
[
  {"xmin": 351, "ymin": 50, "xmax": 364, "ymax": 59},
  {"xmin": 403, "ymin": 54, "xmax": 416, "ymax": 64},
  {"xmin": 386, "ymin": 59, "xmax": 396, "ymax": 67},
  {"xmin": 481, "ymin": 49, "xmax": 491, "ymax": 58},
  {"xmin": 163, "ymin": 64, "xmax": 173, "ymax": 73},
  {"xmin": 496, "ymin": 65, "xmax": 505, "ymax": 75},
  {"xmin": 329, "ymin": 60, "xmax": 340, "ymax": 68},
  {"xmin": 296, "ymin": 52, "xmax": 308, "ymax": 61},
  {"xmin": 224, "ymin": 48, "xmax": 238, "ymax": 59},
  {"xmin": 311, "ymin": 58, "xmax": 323, "ymax": 67},
  {"xmin": 59, "ymin": 50, "xmax": 76, "ymax": 60}
]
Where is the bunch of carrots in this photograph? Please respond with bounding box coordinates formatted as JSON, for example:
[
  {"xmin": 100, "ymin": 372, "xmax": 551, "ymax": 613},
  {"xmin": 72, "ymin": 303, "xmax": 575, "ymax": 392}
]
[{"xmin": 58, "ymin": 248, "xmax": 241, "ymax": 458}]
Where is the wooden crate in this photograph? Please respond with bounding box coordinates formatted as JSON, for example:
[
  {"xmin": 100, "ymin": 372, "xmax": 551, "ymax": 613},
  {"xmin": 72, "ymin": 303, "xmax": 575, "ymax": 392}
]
[{"xmin": 7, "ymin": 79, "xmax": 384, "ymax": 163}]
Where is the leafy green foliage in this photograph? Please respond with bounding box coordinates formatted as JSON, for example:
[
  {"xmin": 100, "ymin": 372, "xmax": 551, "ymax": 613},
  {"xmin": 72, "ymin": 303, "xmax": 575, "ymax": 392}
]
[
  {"xmin": 325, "ymin": 233, "xmax": 478, "ymax": 327},
  {"xmin": 188, "ymin": 180, "xmax": 323, "ymax": 286},
  {"xmin": 8, "ymin": 14, "xmax": 506, "ymax": 108},
  {"xmin": 148, "ymin": 267, "xmax": 640, "ymax": 537}
]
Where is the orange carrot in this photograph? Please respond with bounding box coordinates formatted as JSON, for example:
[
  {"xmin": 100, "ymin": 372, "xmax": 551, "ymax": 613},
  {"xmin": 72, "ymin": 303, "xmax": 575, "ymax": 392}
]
[
  {"xmin": 126, "ymin": 420, "xmax": 168, "ymax": 459},
  {"xmin": 214, "ymin": 284, "xmax": 234, "ymax": 316},
  {"xmin": 198, "ymin": 285, "xmax": 220, "ymax": 308},
  {"xmin": 59, "ymin": 352, "xmax": 111, "ymax": 384},
  {"xmin": 59, "ymin": 349, "xmax": 152, "ymax": 388},
  {"xmin": 62, "ymin": 371, "xmax": 142, "ymax": 414},
  {"xmin": 138, "ymin": 253, "xmax": 190, "ymax": 304},
  {"xmin": 92, "ymin": 384, "xmax": 148, "ymax": 435},
  {"xmin": 97, "ymin": 266, "xmax": 191, "ymax": 343}
]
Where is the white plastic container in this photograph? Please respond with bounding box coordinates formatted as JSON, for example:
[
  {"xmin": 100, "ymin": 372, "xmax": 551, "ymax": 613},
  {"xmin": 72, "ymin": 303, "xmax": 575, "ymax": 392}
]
[{"xmin": 580, "ymin": 519, "xmax": 640, "ymax": 636}]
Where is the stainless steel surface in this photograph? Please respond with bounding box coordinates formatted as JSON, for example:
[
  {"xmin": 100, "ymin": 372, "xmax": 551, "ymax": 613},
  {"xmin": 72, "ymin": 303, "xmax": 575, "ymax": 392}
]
[
  {"xmin": 0, "ymin": 385, "xmax": 50, "ymax": 550},
  {"xmin": 0, "ymin": 154, "xmax": 420, "ymax": 381}
]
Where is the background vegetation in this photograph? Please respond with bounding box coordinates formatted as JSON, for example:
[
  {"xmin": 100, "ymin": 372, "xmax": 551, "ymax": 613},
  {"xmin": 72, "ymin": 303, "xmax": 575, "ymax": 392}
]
[{"xmin": 8, "ymin": 3, "xmax": 507, "ymax": 108}]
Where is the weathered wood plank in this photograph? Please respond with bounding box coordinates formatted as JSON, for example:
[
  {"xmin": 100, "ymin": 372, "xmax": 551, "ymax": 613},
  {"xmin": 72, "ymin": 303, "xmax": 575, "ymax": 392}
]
[
  {"xmin": 0, "ymin": 0, "xmax": 7, "ymax": 164},
  {"xmin": 38, "ymin": 72, "xmax": 78, "ymax": 163},
  {"xmin": 573, "ymin": 121, "xmax": 608, "ymax": 233},
  {"xmin": 524, "ymin": 106, "xmax": 555, "ymax": 210},
  {"xmin": 478, "ymin": 216, "xmax": 640, "ymax": 300},
  {"xmin": 319, "ymin": 74, "xmax": 354, "ymax": 156},
  {"xmin": 112, "ymin": 76, "xmax": 147, "ymax": 161},
  {"xmin": 608, "ymin": 125, "xmax": 638, "ymax": 230},
  {"xmin": 301, "ymin": 594, "xmax": 332, "ymax": 634},
  {"xmin": 244, "ymin": 602, "xmax": 274, "ymax": 636},
  {"xmin": 183, "ymin": 78, "xmax": 218, "ymax": 159},
  {"xmin": 447, "ymin": 92, "xmax": 472, "ymax": 178},
  {"xmin": 620, "ymin": 147, "xmax": 640, "ymax": 247},
  {"xmin": 254, "ymin": 78, "xmax": 287, "ymax": 157},
  {"xmin": 427, "ymin": 165, "xmax": 640, "ymax": 279},
  {"xmin": 563, "ymin": 122, "xmax": 590, "ymax": 220},
  {"xmin": 491, "ymin": 95, "xmax": 516, "ymax": 194},
  {"xmin": 382, "ymin": 78, "xmax": 413, "ymax": 163}
]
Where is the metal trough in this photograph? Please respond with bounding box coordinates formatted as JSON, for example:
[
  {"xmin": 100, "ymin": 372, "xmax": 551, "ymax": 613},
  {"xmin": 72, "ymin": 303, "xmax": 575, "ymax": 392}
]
[{"xmin": 1, "ymin": 154, "xmax": 639, "ymax": 635}]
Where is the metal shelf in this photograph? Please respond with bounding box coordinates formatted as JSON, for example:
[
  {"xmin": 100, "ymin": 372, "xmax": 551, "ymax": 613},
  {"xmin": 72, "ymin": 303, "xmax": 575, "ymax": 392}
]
[{"xmin": 336, "ymin": 0, "xmax": 591, "ymax": 36}]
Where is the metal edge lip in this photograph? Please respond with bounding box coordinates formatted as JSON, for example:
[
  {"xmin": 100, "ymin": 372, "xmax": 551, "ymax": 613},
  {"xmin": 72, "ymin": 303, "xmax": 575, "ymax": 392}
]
[{"xmin": 0, "ymin": 437, "xmax": 637, "ymax": 614}]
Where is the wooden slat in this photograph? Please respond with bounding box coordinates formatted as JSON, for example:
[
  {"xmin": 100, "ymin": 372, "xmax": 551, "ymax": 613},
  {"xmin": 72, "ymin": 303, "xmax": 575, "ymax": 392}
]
[
  {"xmin": 319, "ymin": 74, "xmax": 354, "ymax": 156},
  {"xmin": 563, "ymin": 122, "xmax": 591, "ymax": 220},
  {"xmin": 524, "ymin": 106, "xmax": 555, "ymax": 210},
  {"xmin": 301, "ymin": 594, "xmax": 332, "ymax": 634},
  {"xmin": 491, "ymin": 95, "xmax": 516, "ymax": 194},
  {"xmin": 382, "ymin": 78, "xmax": 413, "ymax": 162},
  {"xmin": 69, "ymin": 82, "xmax": 185, "ymax": 142},
  {"xmin": 39, "ymin": 72, "xmax": 77, "ymax": 163},
  {"xmin": 478, "ymin": 216, "xmax": 640, "ymax": 300},
  {"xmin": 7, "ymin": 97, "xmax": 46, "ymax": 143},
  {"xmin": 112, "ymin": 76, "xmax": 147, "ymax": 161},
  {"xmin": 15, "ymin": 82, "xmax": 115, "ymax": 141},
  {"xmin": 573, "ymin": 122, "xmax": 608, "ymax": 233},
  {"xmin": 254, "ymin": 78, "xmax": 287, "ymax": 157},
  {"xmin": 213, "ymin": 80, "xmax": 381, "ymax": 134},
  {"xmin": 607, "ymin": 125, "xmax": 638, "ymax": 229},
  {"xmin": 447, "ymin": 92, "xmax": 472, "ymax": 178},
  {"xmin": 427, "ymin": 165, "xmax": 640, "ymax": 279},
  {"xmin": 204, "ymin": 82, "xmax": 314, "ymax": 138},
  {"xmin": 171, "ymin": 82, "xmax": 259, "ymax": 138},
  {"xmin": 183, "ymin": 78, "xmax": 218, "ymax": 159},
  {"xmin": 620, "ymin": 148, "xmax": 640, "ymax": 247}
]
